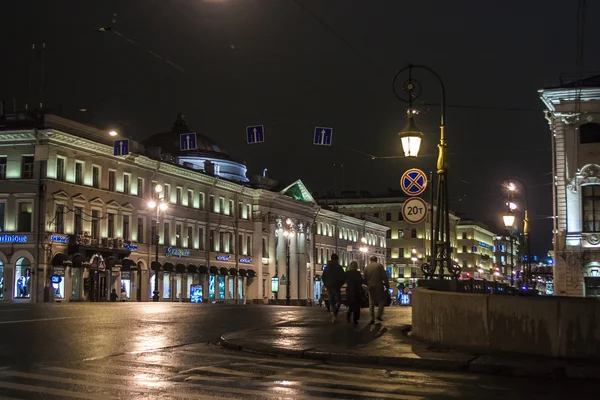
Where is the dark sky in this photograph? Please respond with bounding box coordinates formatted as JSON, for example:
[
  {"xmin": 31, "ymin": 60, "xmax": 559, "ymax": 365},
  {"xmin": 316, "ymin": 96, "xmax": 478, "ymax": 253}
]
[{"xmin": 3, "ymin": 0, "xmax": 600, "ymax": 255}]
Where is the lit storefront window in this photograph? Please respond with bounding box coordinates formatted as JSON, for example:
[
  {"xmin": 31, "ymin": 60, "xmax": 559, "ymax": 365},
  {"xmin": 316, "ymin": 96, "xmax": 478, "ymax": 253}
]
[
  {"xmin": 174, "ymin": 274, "xmax": 182, "ymax": 300},
  {"xmin": 237, "ymin": 278, "xmax": 243, "ymax": 300},
  {"xmin": 186, "ymin": 275, "xmax": 194, "ymax": 298},
  {"xmin": 163, "ymin": 272, "xmax": 171, "ymax": 299},
  {"xmin": 228, "ymin": 276, "xmax": 234, "ymax": 299},
  {"xmin": 209, "ymin": 275, "xmax": 215, "ymax": 299},
  {"xmin": 14, "ymin": 258, "xmax": 31, "ymax": 299},
  {"xmin": 149, "ymin": 273, "xmax": 155, "ymax": 299},
  {"xmin": 0, "ymin": 260, "xmax": 3, "ymax": 298},
  {"xmin": 52, "ymin": 269, "xmax": 65, "ymax": 299},
  {"xmin": 121, "ymin": 271, "xmax": 131, "ymax": 299},
  {"xmin": 218, "ymin": 276, "xmax": 225, "ymax": 299}
]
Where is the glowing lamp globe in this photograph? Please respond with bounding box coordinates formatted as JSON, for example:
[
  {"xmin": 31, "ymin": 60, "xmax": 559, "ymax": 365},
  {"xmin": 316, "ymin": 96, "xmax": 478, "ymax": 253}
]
[{"xmin": 398, "ymin": 109, "xmax": 424, "ymax": 157}]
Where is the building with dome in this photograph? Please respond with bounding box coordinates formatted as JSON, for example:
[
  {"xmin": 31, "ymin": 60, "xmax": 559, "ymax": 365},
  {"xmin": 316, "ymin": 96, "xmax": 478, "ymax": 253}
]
[
  {"xmin": 0, "ymin": 111, "xmax": 387, "ymax": 304},
  {"xmin": 143, "ymin": 113, "xmax": 249, "ymax": 184}
]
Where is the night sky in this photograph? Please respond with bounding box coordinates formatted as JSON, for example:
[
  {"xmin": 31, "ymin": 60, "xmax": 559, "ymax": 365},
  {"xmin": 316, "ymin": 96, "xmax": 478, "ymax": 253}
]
[{"xmin": 2, "ymin": 0, "xmax": 600, "ymax": 255}]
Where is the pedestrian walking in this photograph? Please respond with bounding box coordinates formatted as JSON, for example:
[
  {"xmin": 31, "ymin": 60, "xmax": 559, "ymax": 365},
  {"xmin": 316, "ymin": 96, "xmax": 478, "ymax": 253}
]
[
  {"xmin": 345, "ymin": 261, "xmax": 363, "ymax": 325},
  {"xmin": 364, "ymin": 255, "xmax": 390, "ymax": 324},
  {"xmin": 322, "ymin": 253, "xmax": 345, "ymax": 322}
]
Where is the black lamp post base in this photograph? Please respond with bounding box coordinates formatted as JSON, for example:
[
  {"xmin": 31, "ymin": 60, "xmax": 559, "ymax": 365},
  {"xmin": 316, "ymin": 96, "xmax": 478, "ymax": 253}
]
[{"xmin": 152, "ymin": 291, "xmax": 160, "ymax": 302}]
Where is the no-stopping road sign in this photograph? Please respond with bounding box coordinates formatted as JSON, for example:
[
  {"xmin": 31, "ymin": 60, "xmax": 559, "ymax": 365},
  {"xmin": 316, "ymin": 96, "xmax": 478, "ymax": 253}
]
[
  {"xmin": 402, "ymin": 197, "xmax": 428, "ymax": 224},
  {"xmin": 401, "ymin": 168, "xmax": 427, "ymax": 196}
]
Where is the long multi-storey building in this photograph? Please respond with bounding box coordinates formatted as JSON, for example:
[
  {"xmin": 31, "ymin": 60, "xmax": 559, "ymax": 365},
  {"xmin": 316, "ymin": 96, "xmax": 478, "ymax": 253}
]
[
  {"xmin": 318, "ymin": 194, "xmax": 459, "ymax": 284},
  {"xmin": 455, "ymin": 220, "xmax": 497, "ymax": 280},
  {"xmin": 0, "ymin": 112, "xmax": 387, "ymax": 303},
  {"xmin": 540, "ymin": 75, "xmax": 600, "ymax": 297}
]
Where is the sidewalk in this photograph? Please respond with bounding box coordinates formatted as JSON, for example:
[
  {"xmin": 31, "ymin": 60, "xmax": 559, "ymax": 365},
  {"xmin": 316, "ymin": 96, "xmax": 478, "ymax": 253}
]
[{"xmin": 220, "ymin": 308, "xmax": 600, "ymax": 381}]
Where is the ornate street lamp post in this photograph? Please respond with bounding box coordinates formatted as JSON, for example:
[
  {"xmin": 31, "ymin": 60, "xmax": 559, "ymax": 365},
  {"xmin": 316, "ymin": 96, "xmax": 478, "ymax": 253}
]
[
  {"xmin": 359, "ymin": 236, "xmax": 368, "ymax": 272},
  {"xmin": 506, "ymin": 179, "xmax": 532, "ymax": 288},
  {"xmin": 503, "ymin": 204, "xmax": 516, "ymax": 286},
  {"xmin": 148, "ymin": 184, "xmax": 168, "ymax": 302},
  {"xmin": 282, "ymin": 218, "xmax": 295, "ymax": 306},
  {"xmin": 393, "ymin": 65, "xmax": 452, "ymax": 279}
]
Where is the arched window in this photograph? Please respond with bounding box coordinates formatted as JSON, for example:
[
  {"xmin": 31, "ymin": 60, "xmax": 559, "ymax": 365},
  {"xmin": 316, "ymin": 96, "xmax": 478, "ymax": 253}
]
[
  {"xmin": 14, "ymin": 257, "xmax": 31, "ymax": 299},
  {"xmin": 583, "ymin": 185, "xmax": 600, "ymax": 232},
  {"xmin": 580, "ymin": 123, "xmax": 600, "ymax": 144}
]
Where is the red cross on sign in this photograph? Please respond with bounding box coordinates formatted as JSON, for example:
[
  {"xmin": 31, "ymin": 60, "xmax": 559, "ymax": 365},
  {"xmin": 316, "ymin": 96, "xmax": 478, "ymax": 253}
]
[{"xmin": 400, "ymin": 168, "xmax": 427, "ymax": 196}]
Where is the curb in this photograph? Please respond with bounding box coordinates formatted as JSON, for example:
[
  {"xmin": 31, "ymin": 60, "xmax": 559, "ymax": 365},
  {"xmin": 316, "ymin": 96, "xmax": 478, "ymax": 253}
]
[{"xmin": 218, "ymin": 334, "xmax": 600, "ymax": 381}]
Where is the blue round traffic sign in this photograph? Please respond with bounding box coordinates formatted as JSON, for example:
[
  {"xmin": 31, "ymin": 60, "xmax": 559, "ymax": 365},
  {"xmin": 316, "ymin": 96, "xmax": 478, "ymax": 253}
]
[{"xmin": 401, "ymin": 168, "xmax": 427, "ymax": 196}]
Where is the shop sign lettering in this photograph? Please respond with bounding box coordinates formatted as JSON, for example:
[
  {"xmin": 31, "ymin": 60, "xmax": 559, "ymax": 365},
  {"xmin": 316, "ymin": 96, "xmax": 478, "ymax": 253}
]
[
  {"xmin": 50, "ymin": 234, "xmax": 69, "ymax": 243},
  {"xmin": 123, "ymin": 243, "xmax": 138, "ymax": 251},
  {"xmin": 0, "ymin": 234, "xmax": 28, "ymax": 243},
  {"xmin": 216, "ymin": 255, "xmax": 230, "ymax": 261},
  {"xmin": 239, "ymin": 257, "xmax": 253, "ymax": 264},
  {"xmin": 166, "ymin": 246, "xmax": 190, "ymax": 258}
]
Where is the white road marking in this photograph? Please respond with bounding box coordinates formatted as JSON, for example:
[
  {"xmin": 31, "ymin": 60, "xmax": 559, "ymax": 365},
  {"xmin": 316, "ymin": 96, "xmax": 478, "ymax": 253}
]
[
  {"xmin": 176, "ymin": 349, "xmax": 318, "ymax": 365},
  {"xmin": 0, "ymin": 316, "xmax": 93, "ymax": 325},
  {"xmin": 0, "ymin": 381, "xmax": 114, "ymax": 400}
]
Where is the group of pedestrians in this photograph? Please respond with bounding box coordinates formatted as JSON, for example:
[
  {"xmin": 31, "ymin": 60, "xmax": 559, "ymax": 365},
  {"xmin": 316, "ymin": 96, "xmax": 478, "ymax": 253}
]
[{"xmin": 322, "ymin": 254, "xmax": 390, "ymax": 325}]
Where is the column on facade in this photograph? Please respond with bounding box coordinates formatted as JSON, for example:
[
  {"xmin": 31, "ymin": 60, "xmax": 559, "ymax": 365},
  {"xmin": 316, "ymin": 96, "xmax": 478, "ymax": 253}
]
[
  {"xmin": 289, "ymin": 234, "xmax": 299, "ymax": 301},
  {"xmin": 276, "ymin": 225, "xmax": 287, "ymax": 302},
  {"xmin": 297, "ymin": 225, "xmax": 308, "ymax": 303},
  {"xmin": 267, "ymin": 221, "xmax": 277, "ymax": 300},
  {"xmin": 252, "ymin": 219, "xmax": 263, "ymax": 302}
]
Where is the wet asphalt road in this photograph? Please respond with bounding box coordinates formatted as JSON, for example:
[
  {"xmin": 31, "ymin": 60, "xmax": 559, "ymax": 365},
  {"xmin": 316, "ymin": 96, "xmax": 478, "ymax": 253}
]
[{"xmin": 0, "ymin": 303, "xmax": 595, "ymax": 399}]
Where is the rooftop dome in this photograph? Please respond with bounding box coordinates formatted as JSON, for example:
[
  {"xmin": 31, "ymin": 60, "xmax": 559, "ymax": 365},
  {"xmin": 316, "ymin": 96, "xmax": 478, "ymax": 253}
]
[{"xmin": 143, "ymin": 113, "xmax": 232, "ymax": 161}]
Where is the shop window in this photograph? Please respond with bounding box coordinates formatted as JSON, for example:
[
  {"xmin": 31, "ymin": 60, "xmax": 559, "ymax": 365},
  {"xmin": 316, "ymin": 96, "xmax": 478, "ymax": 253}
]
[
  {"xmin": 218, "ymin": 275, "xmax": 225, "ymax": 299},
  {"xmin": 228, "ymin": 276, "xmax": 234, "ymax": 299},
  {"xmin": 0, "ymin": 260, "xmax": 3, "ymax": 298},
  {"xmin": 209, "ymin": 275, "xmax": 216, "ymax": 299},
  {"xmin": 14, "ymin": 257, "xmax": 32, "ymax": 299},
  {"xmin": 56, "ymin": 157, "xmax": 65, "ymax": 181},
  {"xmin": 92, "ymin": 165, "xmax": 100, "ymax": 188},
  {"xmin": 174, "ymin": 274, "xmax": 182, "ymax": 299},
  {"xmin": 75, "ymin": 161, "xmax": 84, "ymax": 185},
  {"xmin": 55, "ymin": 204, "xmax": 65, "ymax": 234},
  {"xmin": 163, "ymin": 272, "xmax": 171, "ymax": 299},
  {"xmin": 583, "ymin": 185, "xmax": 600, "ymax": 232},
  {"xmin": 108, "ymin": 170, "xmax": 116, "ymax": 191},
  {"xmin": 52, "ymin": 268, "xmax": 65, "ymax": 299},
  {"xmin": 149, "ymin": 273, "xmax": 156, "ymax": 299},
  {"xmin": 18, "ymin": 202, "xmax": 32, "ymax": 232},
  {"xmin": 0, "ymin": 156, "xmax": 6, "ymax": 180},
  {"xmin": 186, "ymin": 275, "xmax": 194, "ymax": 298},
  {"xmin": 238, "ymin": 277, "xmax": 244, "ymax": 300}
]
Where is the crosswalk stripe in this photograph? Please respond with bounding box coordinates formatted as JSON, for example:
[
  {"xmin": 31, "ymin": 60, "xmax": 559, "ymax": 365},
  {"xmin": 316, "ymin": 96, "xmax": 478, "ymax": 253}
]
[
  {"xmin": 186, "ymin": 365, "xmax": 262, "ymax": 377},
  {"xmin": 42, "ymin": 366, "xmax": 167, "ymax": 381},
  {"xmin": 0, "ymin": 380, "xmax": 113, "ymax": 400},
  {"xmin": 82, "ymin": 362, "xmax": 176, "ymax": 376},
  {"xmin": 175, "ymin": 349, "xmax": 318, "ymax": 365}
]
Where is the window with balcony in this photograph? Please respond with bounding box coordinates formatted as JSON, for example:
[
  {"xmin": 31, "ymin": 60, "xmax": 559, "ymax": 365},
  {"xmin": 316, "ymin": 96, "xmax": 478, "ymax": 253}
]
[
  {"xmin": 56, "ymin": 157, "xmax": 65, "ymax": 181},
  {"xmin": 21, "ymin": 156, "xmax": 34, "ymax": 179},
  {"xmin": 583, "ymin": 185, "xmax": 600, "ymax": 232},
  {"xmin": 75, "ymin": 161, "xmax": 84, "ymax": 185}
]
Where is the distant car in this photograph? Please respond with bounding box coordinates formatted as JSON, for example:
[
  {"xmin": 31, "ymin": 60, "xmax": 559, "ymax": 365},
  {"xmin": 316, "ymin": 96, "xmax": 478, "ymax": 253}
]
[{"xmin": 322, "ymin": 284, "xmax": 369, "ymax": 310}]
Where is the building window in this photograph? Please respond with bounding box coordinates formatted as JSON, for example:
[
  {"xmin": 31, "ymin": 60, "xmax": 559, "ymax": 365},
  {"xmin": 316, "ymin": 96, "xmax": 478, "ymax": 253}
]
[
  {"xmin": 246, "ymin": 235, "xmax": 252, "ymax": 256},
  {"xmin": 462, "ymin": 232, "xmax": 467, "ymax": 239},
  {"xmin": 463, "ymin": 260, "xmax": 467, "ymax": 268},
  {"xmin": 107, "ymin": 213, "xmax": 115, "ymax": 238},
  {"xmin": 123, "ymin": 174, "xmax": 130, "ymax": 195},
  {"xmin": 0, "ymin": 156, "xmax": 6, "ymax": 180},
  {"xmin": 164, "ymin": 184, "xmax": 171, "ymax": 203},
  {"xmin": 74, "ymin": 207, "xmax": 83, "ymax": 235},
  {"xmin": 247, "ymin": 204, "xmax": 251, "ymax": 220},
  {"xmin": 219, "ymin": 232, "xmax": 224, "ymax": 252},
  {"xmin": 583, "ymin": 185, "xmax": 600, "ymax": 232},
  {"xmin": 462, "ymin": 245, "xmax": 467, "ymax": 253},
  {"xmin": 187, "ymin": 226, "xmax": 193, "ymax": 248},
  {"xmin": 18, "ymin": 202, "xmax": 32, "ymax": 232},
  {"xmin": 187, "ymin": 190, "xmax": 193, "ymax": 207},
  {"xmin": 21, "ymin": 156, "xmax": 34, "ymax": 179},
  {"xmin": 398, "ymin": 229, "xmax": 404, "ymax": 238},
  {"xmin": 0, "ymin": 203, "xmax": 4, "ymax": 233},
  {"xmin": 580, "ymin": 123, "xmax": 600, "ymax": 144},
  {"xmin": 176, "ymin": 187, "xmax": 182, "ymax": 205},
  {"xmin": 198, "ymin": 227, "xmax": 205, "ymax": 250},
  {"xmin": 209, "ymin": 195, "xmax": 215, "ymax": 212},
  {"xmin": 386, "ymin": 248, "xmax": 391, "ymax": 258},
  {"xmin": 472, "ymin": 246, "xmax": 477, "ymax": 253},
  {"xmin": 399, "ymin": 248, "xmax": 404, "ymax": 258},
  {"xmin": 410, "ymin": 228, "xmax": 417, "ymax": 239},
  {"xmin": 123, "ymin": 215, "xmax": 130, "ymax": 240},
  {"xmin": 91, "ymin": 210, "xmax": 100, "ymax": 238},
  {"xmin": 151, "ymin": 221, "xmax": 157, "ymax": 245},
  {"xmin": 210, "ymin": 230, "xmax": 215, "ymax": 251},
  {"xmin": 374, "ymin": 212, "xmax": 379, "ymax": 218},
  {"xmin": 229, "ymin": 200, "xmax": 234, "ymax": 216},
  {"xmin": 75, "ymin": 161, "xmax": 84, "ymax": 185},
  {"xmin": 108, "ymin": 170, "xmax": 116, "ymax": 192},
  {"xmin": 219, "ymin": 197, "xmax": 225, "ymax": 214},
  {"xmin": 137, "ymin": 178, "xmax": 144, "ymax": 197},
  {"xmin": 55, "ymin": 204, "xmax": 65, "ymax": 234},
  {"xmin": 163, "ymin": 221, "xmax": 171, "ymax": 245},
  {"xmin": 92, "ymin": 166, "xmax": 100, "ymax": 188},
  {"xmin": 56, "ymin": 157, "xmax": 65, "ymax": 181},
  {"xmin": 386, "ymin": 212, "xmax": 391, "ymax": 221},
  {"xmin": 386, "ymin": 230, "xmax": 391, "ymax": 239},
  {"xmin": 137, "ymin": 217, "xmax": 144, "ymax": 243},
  {"xmin": 398, "ymin": 212, "xmax": 403, "ymax": 221},
  {"xmin": 176, "ymin": 224, "xmax": 182, "ymax": 247},
  {"xmin": 238, "ymin": 234, "xmax": 243, "ymax": 254},
  {"xmin": 199, "ymin": 193, "xmax": 205, "ymax": 210},
  {"xmin": 238, "ymin": 202, "xmax": 243, "ymax": 218},
  {"xmin": 262, "ymin": 237, "xmax": 268, "ymax": 258}
]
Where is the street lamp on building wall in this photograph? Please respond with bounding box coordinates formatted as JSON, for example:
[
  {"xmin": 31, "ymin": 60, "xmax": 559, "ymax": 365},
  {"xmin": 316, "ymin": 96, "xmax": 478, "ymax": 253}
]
[
  {"xmin": 282, "ymin": 218, "xmax": 295, "ymax": 306},
  {"xmin": 148, "ymin": 184, "xmax": 168, "ymax": 302},
  {"xmin": 393, "ymin": 65, "xmax": 453, "ymax": 280}
]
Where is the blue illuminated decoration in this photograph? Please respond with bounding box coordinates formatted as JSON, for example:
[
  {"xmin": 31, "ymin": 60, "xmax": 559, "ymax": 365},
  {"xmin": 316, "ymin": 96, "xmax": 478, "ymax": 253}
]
[
  {"xmin": 123, "ymin": 243, "xmax": 138, "ymax": 251},
  {"xmin": 477, "ymin": 241, "xmax": 490, "ymax": 249},
  {"xmin": 0, "ymin": 234, "xmax": 27, "ymax": 243},
  {"xmin": 216, "ymin": 255, "xmax": 230, "ymax": 261},
  {"xmin": 51, "ymin": 275, "xmax": 62, "ymax": 284},
  {"xmin": 166, "ymin": 247, "xmax": 190, "ymax": 257},
  {"xmin": 239, "ymin": 257, "xmax": 252, "ymax": 264},
  {"xmin": 50, "ymin": 234, "xmax": 68, "ymax": 243},
  {"xmin": 209, "ymin": 275, "xmax": 215, "ymax": 299},
  {"xmin": 190, "ymin": 284, "xmax": 203, "ymax": 303},
  {"xmin": 218, "ymin": 276, "xmax": 225, "ymax": 299}
]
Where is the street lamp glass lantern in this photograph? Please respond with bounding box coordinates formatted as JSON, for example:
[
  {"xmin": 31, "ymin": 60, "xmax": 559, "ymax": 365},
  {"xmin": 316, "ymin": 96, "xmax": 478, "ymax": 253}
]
[
  {"xmin": 108, "ymin": 130, "xmax": 118, "ymax": 137},
  {"xmin": 155, "ymin": 184, "xmax": 163, "ymax": 193},
  {"xmin": 398, "ymin": 110, "xmax": 424, "ymax": 157},
  {"xmin": 147, "ymin": 200, "xmax": 157, "ymax": 209},
  {"xmin": 159, "ymin": 202, "xmax": 168, "ymax": 211},
  {"xmin": 503, "ymin": 211, "xmax": 515, "ymax": 228}
]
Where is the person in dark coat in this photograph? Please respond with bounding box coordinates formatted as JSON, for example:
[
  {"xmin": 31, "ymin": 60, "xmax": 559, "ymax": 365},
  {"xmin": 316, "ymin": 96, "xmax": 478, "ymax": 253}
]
[
  {"xmin": 110, "ymin": 289, "xmax": 118, "ymax": 302},
  {"xmin": 322, "ymin": 254, "xmax": 345, "ymax": 322},
  {"xmin": 345, "ymin": 261, "xmax": 363, "ymax": 325}
]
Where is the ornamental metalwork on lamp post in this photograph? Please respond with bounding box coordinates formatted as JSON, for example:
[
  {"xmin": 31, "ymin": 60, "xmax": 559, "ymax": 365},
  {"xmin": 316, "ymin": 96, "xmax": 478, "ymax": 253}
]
[
  {"xmin": 393, "ymin": 64, "xmax": 453, "ymax": 279},
  {"xmin": 282, "ymin": 218, "xmax": 295, "ymax": 306},
  {"xmin": 148, "ymin": 184, "xmax": 168, "ymax": 302},
  {"xmin": 506, "ymin": 179, "xmax": 532, "ymax": 289}
]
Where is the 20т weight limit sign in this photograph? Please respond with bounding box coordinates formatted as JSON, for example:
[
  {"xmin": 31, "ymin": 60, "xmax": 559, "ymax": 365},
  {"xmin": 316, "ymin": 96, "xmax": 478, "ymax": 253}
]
[{"xmin": 402, "ymin": 197, "xmax": 428, "ymax": 224}]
